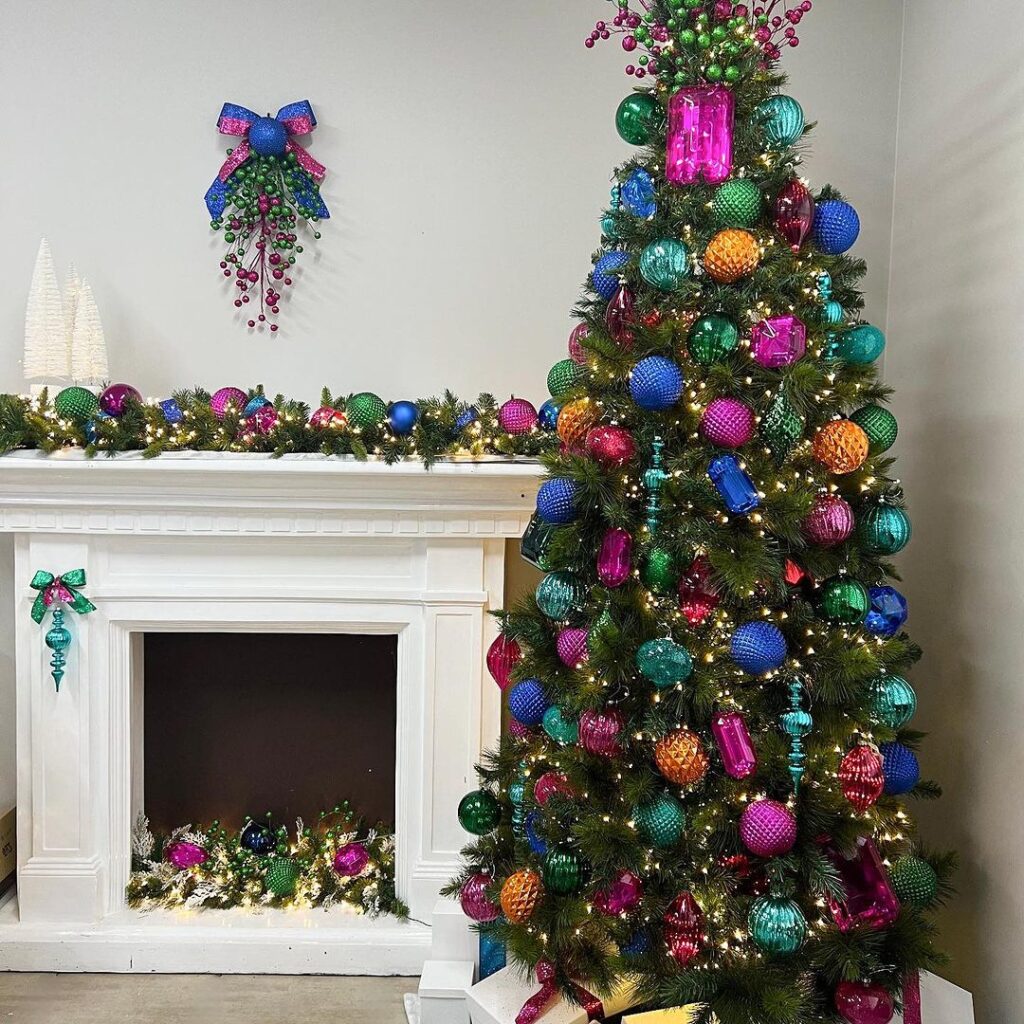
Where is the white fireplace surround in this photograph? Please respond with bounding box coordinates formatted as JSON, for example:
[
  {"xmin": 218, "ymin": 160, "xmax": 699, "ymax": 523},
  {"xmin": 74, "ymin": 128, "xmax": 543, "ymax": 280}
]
[{"xmin": 0, "ymin": 452, "xmax": 542, "ymax": 974}]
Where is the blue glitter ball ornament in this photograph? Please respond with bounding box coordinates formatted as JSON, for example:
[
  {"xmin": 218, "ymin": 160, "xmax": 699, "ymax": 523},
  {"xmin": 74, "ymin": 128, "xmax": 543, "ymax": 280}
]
[
  {"xmin": 243, "ymin": 395, "xmax": 270, "ymax": 418},
  {"xmin": 508, "ymin": 679, "xmax": 549, "ymax": 727},
  {"xmin": 387, "ymin": 400, "xmax": 419, "ymax": 436},
  {"xmin": 881, "ymin": 741, "xmax": 920, "ymax": 795},
  {"xmin": 748, "ymin": 896, "xmax": 807, "ymax": 955},
  {"xmin": 479, "ymin": 932, "xmax": 506, "ymax": 980},
  {"xmin": 525, "ymin": 811, "xmax": 549, "ymax": 855},
  {"xmin": 813, "ymin": 199, "xmax": 861, "ymax": 254},
  {"xmin": 753, "ymin": 95, "xmax": 805, "ymax": 148},
  {"xmin": 455, "ymin": 406, "xmax": 478, "ymax": 432},
  {"xmin": 858, "ymin": 504, "xmax": 912, "ymax": 555},
  {"xmin": 730, "ymin": 621, "xmax": 787, "ymax": 675},
  {"xmin": 85, "ymin": 411, "xmax": 113, "ymax": 444},
  {"xmin": 865, "ymin": 586, "xmax": 909, "ymax": 637},
  {"xmin": 160, "ymin": 399, "xmax": 184, "ymax": 424},
  {"xmin": 707, "ymin": 454, "xmax": 760, "ymax": 516},
  {"xmin": 621, "ymin": 929, "xmax": 652, "ymax": 956},
  {"xmin": 639, "ymin": 238, "xmax": 690, "ymax": 291},
  {"xmin": 621, "ymin": 168, "xmax": 657, "ymax": 219},
  {"xmin": 240, "ymin": 820, "xmax": 277, "ymax": 855},
  {"xmin": 536, "ymin": 478, "xmax": 579, "ymax": 524},
  {"xmin": 248, "ymin": 116, "xmax": 288, "ymax": 156},
  {"xmin": 629, "ymin": 356, "xmax": 683, "ymax": 411},
  {"xmin": 869, "ymin": 675, "xmax": 917, "ymax": 729},
  {"xmin": 538, "ymin": 399, "xmax": 562, "ymax": 431},
  {"xmin": 834, "ymin": 324, "xmax": 886, "ymax": 364},
  {"xmin": 593, "ymin": 250, "xmax": 631, "ymax": 300}
]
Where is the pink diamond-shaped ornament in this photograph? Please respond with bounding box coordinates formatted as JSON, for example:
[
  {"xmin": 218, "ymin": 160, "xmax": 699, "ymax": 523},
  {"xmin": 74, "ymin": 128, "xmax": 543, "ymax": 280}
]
[
  {"xmin": 750, "ymin": 315, "xmax": 807, "ymax": 368},
  {"xmin": 666, "ymin": 85, "xmax": 735, "ymax": 186}
]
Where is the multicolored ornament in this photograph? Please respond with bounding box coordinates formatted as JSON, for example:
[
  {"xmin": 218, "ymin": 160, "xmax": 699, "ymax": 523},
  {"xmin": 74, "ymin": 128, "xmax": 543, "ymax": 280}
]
[
  {"xmin": 500, "ymin": 869, "xmax": 542, "ymax": 924},
  {"xmin": 629, "ymin": 355, "xmax": 683, "ymax": 411},
  {"xmin": 165, "ymin": 840, "xmax": 209, "ymax": 870},
  {"xmin": 880, "ymin": 741, "xmax": 920, "ymax": 795},
  {"xmin": 839, "ymin": 745, "xmax": 885, "ymax": 812},
  {"xmin": 542, "ymin": 849, "xmax": 587, "ymax": 895},
  {"xmin": 498, "ymin": 397, "xmax": 538, "ymax": 435},
  {"xmin": 100, "ymin": 383, "xmax": 143, "ymax": 417},
  {"xmin": 579, "ymin": 708, "xmax": 625, "ymax": 757},
  {"xmin": 486, "ymin": 634, "xmax": 521, "ymax": 691},
  {"xmin": 460, "ymin": 872, "xmax": 500, "ymax": 922},
  {"xmin": 633, "ymin": 793, "xmax": 685, "ymax": 848},
  {"xmin": 818, "ymin": 576, "xmax": 870, "ymax": 624},
  {"xmin": 858, "ymin": 504, "xmax": 912, "ymax": 555},
  {"xmin": 834, "ymin": 981, "xmax": 895, "ymax": 1024},
  {"xmin": 869, "ymin": 674, "xmax": 917, "ymax": 729},
  {"xmin": 748, "ymin": 895, "xmax": 807, "ymax": 954},
  {"xmin": 761, "ymin": 391, "xmax": 804, "ymax": 464},
  {"xmin": 606, "ymin": 284, "xmax": 637, "ymax": 347},
  {"xmin": 240, "ymin": 819, "xmax": 276, "ymax": 855},
  {"xmin": 594, "ymin": 870, "xmax": 643, "ymax": 916},
  {"xmin": 593, "ymin": 250, "xmax": 631, "ymax": 300},
  {"xmin": 713, "ymin": 179, "xmax": 762, "ymax": 228},
  {"xmin": 780, "ymin": 678, "xmax": 813, "ymax": 792},
  {"xmin": 708, "ymin": 454, "xmax": 760, "ymax": 514},
  {"xmin": 536, "ymin": 478, "xmax": 579, "ymax": 525},
  {"xmin": 851, "ymin": 405, "xmax": 898, "ymax": 453},
  {"xmin": 703, "ymin": 229, "xmax": 760, "ymax": 284},
  {"xmin": 833, "ymin": 323, "xmax": 886, "ymax": 364},
  {"xmin": 739, "ymin": 800, "xmax": 797, "ymax": 858},
  {"xmin": 666, "ymin": 84, "xmax": 734, "ymax": 185},
  {"xmin": 712, "ymin": 711, "xmax": 757, "ymax": 779},
  {"xmin": 387, "ymin": 401, "xmax": 419, "ymax": 436},
  {"xmin": 700, "ymin": 397, "xmax": 756, "ymax": 448},
  {"xmin": 773, "ymin": 179, "xmax": 815, "ymax": 251},
  {"xmin": 508, "ymin": 679, "xmax": 550, "ymax": 728},
  {"xmin": 802, "ymin": 493, "xmax": 855, "ymax": 547},
  {"xmin": 597, "ymin": 527, "xmax": 633, "ymax": 588},
  {"xmin": 813, "ymin": 420, "xmax": 870, "ymax": 474},
  {"xmin": 346, "ymin": 392, "xmax": 387, "ymax": 430},
  {"xmin": 663, "ymin": 892, "xmax": 706, "ymax": 966},
  {"xmin": 557, "ymin": 399, "xmax": 600, "ymax": 451},
  {"xmin": 750, "ymin": 314, "xmax": 807, "ymax": 368},
  {"xmin": 542, "ymin": 706, "xmax": 579, "ymax": 746},
  {"xmin": 585, "ymin": 425, "xmax": 636, "ymax": 467},
  {"xmin": 678, "ymin": 555, "xmax": 719, "ymax": 626},
  {"xmin": 556, "ymin": 627, "xmax": 590, "ymax": 668},
  {"xmin": 30, "ymin": 568, "xmax": 95, "ymax": 691},
  {"xmin": 621, "ymin": 168, "xmax": 656, "ymax": 218},
  {"xmin": 865, "ymin": 586, "xmax": 909, "ymax": 637},
  {"xmin": 635, "ymin": 638, "xmax": 693, "ymax": 689},
  {"xmin": 265, "ymin": 857, "xmax": 299, "ymax": 897},
  {"xmin": 616, "ymin": 91, "xmax": 662, "ymax": 145},
  {"xmin": 814, "ymin": 199, "xmax": 861, "ymax": 254},
  {"xmin": 639, "ymin": 238, "xmax": 690, "ymax": 291},
  {"xmin": 458, "ymin": 789, "xmax": 501, "ymax": 835},
  {"xmin": 890, "ymin": 856, "xmax": 938, "ymax": 906},
  {"xmin": 687, "ymin": 313, "xmax": 739, "ymax": 365},
  {"xmin": 823, "ymin": 837, "xmax": 901, "ymax": 932},
  {"xmin": 55, "ymin": 386, "xmax": 99, "ymax": 421},
  {"xmin": 655, "ymin": 728, "xmax": 709, "ymax": 786},
  {"xmin": 753, "ymin": 95, "xmax": 805, "ymax": 148}
]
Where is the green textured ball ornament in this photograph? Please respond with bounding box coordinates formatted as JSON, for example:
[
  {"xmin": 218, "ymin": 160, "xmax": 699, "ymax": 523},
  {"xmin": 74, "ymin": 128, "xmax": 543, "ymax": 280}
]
[
  {"xmin": 535, "ymin": 571, "xmax": 588, "ymax": 621},
  {"xmin": 547, "ymin": 359, "xmax": 584, "ymax": 400},
  {"xmin": 761, "ymin": 392, "xmax": 804, "ymax": 464},
  {"xmin": 615, "ymin": 92, "xmax": 662, "ymax": 145},
  {"xmin": 818, "ymin": 576, "xmax": 870, "ymax": 624},
  {"xmin": 642, "ymin": 547, "xmax": 676, "ymax": 593},
  {"xmin": 458, "ymin": 789, "xmax": 501, "ymax": 835},
  {"xmin": 713, "ymin": 180, "xmax": 762, "ymax": 228},
  {"xmin": 54, "ymin": 386, "xmax": 100, "ymax": 421},
  {"xmin": 542, "ymin": 849, "xmax": 587, "ymax": 894},
  {"xmin": 869, "ymin": 674, "xmax": 917, "ymax": 729},
  {"xmin": 346, "ymin": 392, "xmax": 388, "ymax": 430},
  {"xmin": 543, "ymin": 706, "xmax": 579, "ymax": 746},
  {"xmin": 633, "ymin": 794, "xmax": 685, "ymax": 848},
  {"xmin": 687, "ymin": 315, "xmax": 739, "ymax": 365},
  {"xmin": 858, "ymin": 504, "xmax": 912, "ymax": 555},
  {"xmin": 851, "ymin": 404, "xmax": 899, "ymax": 454},
  {"xmin": 635, "ymin": 638, "xmax": 693, "ymax": 689},
  {"xmin": 264, "ymin": 857, "xmax": 299, "ymax": 897},
  {"xmin": 890, "ymin": 856, "xmax": 938, "ymax": 906},
  {"xmin": 748, "ymin": 896, "xmax": 807, "ymax": 954}
]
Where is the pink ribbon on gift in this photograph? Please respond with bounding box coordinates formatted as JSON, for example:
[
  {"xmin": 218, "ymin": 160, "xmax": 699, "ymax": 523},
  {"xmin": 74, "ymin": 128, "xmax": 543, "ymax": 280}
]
[
  {"xmin": 516, "ymin": 961, "xmax": 604, "ymax": 1024},
  {"xmin": 903, "ymin": 971, "xmax": 922, "ymax": 1024}
]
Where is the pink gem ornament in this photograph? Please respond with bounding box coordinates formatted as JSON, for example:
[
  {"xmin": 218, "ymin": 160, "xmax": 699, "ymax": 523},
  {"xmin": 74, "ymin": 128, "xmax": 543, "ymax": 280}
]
[
  {"xmin": 165, "ymin": 840, "xmax": 208, "ymax": 870},
  {"xmin": 460, "ymin": 872, "xmax": 500, "ymax": 923},
  {"xmin": 700, "ymin": 397, "xmax": 756, "ymax": 447},
  {"xmin": 568, "ymin": 322, "xmax": 590, "ymax": 364},
  {"xmin": 823, "ymin": 837, "xmax": 901, "ymax": 933},
  {"xmin": 333, "ymin": 842, "xmax": 370, "ymax": 877},
  {"xmin": 498, "ymin": 397, "xmax": 538, "ymax": 435},
  {"xmin": 556, "ymin": 627, "xmax": 590, "ymax": 668},
  {"xmin": 750, "ymin": 315, "xmax": 807, "ymax": 368},
  {"xmin": 802, "ymin": 493, "xmax": 855, "ymax": 547},
  {"xmin": 594, "ymin": 870, "xmax": 643, "ymax": 915},
  {"xmin": 579, "ymin": 708, "xmax": 625, "ymax": 757},
  {"xmin": 597, "ymin": 527, "xmax": 633, "ymax": 588},
  {"xmin": 210, "ymin": 386, "xmax": 248, "ymax": 419},
  {"xmin": 99, "ymin": 383, "xmax": 142, "ymax": 417},
  {"xmin": 666, "ymin": 85, "xmax": 735, "ymax": 186},
  {"xmin": 711, "ymin": 711, "xmax": 757, "ymax": 779},
  {"xmin": 740, "ymin": 799, "xmax": 797, "ymax": 858}
]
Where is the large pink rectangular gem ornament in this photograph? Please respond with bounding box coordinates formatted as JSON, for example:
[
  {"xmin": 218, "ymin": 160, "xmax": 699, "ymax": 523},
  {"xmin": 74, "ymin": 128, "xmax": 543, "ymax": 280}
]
[
  {"xmin": 666, "ymin": 85, "xmax": 735, "ymax": 185},
  {"xmin": 824, "ymin": 837, "xmax": 901, "ymax": 933}
]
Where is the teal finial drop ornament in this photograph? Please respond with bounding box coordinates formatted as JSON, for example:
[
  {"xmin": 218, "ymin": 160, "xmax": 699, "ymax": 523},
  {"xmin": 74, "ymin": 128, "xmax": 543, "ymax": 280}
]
[
  {"xmin": 30, "ymin": 568, "xmax": 96, "ymax": 692},
  {"xmin": 780, "ymin": 678, "xmax": 812, "ymax": 792},
  {"xmin": 643, "ymin": 437, "xmax": 669, "ymax": 535},
  {"xmin": 45, "ymin": 608, "xmax": 72, "ymax": 691}
]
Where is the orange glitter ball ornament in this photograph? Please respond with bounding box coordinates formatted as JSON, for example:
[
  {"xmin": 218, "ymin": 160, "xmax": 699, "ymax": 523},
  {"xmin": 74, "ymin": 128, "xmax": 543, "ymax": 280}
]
[
  {"xmin": 654, "ymin": 727, "xmax": 710, "ymax": 786},
  {"xmin": 812, "ymin": 420, "xmax": 870, "ymax": 475},
  {"xmin": 703, "ymin": 229, "xmax": 761, "ymax": 284},
  {"xmin": 557, "ymin": 399, "xmax": 601, "ymax": 452},
  {"xmin": 500, "ymin": 869, "xmax": 543, "ymax": 923}
]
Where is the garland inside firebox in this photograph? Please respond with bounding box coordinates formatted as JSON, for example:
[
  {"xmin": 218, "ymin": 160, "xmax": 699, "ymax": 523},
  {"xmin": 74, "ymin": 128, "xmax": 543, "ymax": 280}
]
[{"xmin": 127, "ymin": 802, "xmax": 408, "ymax": 919}]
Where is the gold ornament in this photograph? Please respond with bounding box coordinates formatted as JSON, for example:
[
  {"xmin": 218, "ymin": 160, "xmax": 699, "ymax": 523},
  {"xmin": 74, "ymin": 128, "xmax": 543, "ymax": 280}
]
[
  {"xmin": 812, "ymin": 420, "xmax": 869, "ymax": 475},
  {"xmin": 557, "ymin": 399, "xmax": 601, "ymax": 451},
  {"xmin": 500, "ymin": 868, "xmax": 543, "ymax": 923},
  {"xmin": 703, "ymin": 229, "xmax": 760, "ymax": 284},
  {"xmin": 654, "ymin": 727, "xmax": 710, "ymax": 786}
]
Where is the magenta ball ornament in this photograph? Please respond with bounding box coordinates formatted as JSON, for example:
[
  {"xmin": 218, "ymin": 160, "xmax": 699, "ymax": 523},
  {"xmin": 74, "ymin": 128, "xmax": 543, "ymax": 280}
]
[
  {"xmin": 309, "ymin": 406, "xmax": 347, "ymax": 429},
  {"xmin": 579, "ymin": 708, "xmax": 625, "ymax": 757},
  {"xmin": 249, "ymin": 404, "xmax": 278, "ymax": 434},
  {"xmin": 498, "ymin": 397, "xmax": 538, "ymax": 435},
  {"xmin": 210, "ymin": 387, "xmax": 248, "ymax": 419},
  {"xmin": 700, "ymin": 397, "xmax": 756, "ymax": 448},
  {"xmin": 534, "ymin": 771, "xmax": 574, "ymax": 807},
  {"xmin": 333, "ymin": 842, "xmax": 370, "ymax": 877},
  {"xmin": 556, "ymin": 628, "xmax": 590, "ymax": 668},
  {"xmin": 834, "ymin": 981, "xmax": 895, "ymax": 1024},
  {"xmin": 802, "ymin": 493, "xmax": 855, "ymax": 547},
  {"xmin": 460, "ymin": 872, "xmax": 500, "ymax": 923},
  {"xmin": 739, "ymin": 800, "xmax": 798, "ymax": 858},
  {"xmin": 99, "ymin": 383, "xmax": 142, "ymax": 417},
  {"xmin": 165, "ymin": 840, "xmax": 208, "ymax": 870}
]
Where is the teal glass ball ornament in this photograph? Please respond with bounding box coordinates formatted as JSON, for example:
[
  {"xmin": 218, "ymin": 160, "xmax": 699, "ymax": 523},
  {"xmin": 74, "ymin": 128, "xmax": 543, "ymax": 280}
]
[
  {"xmin": 632, "ymin": 794, "xmax": 685, "ymax": 848},
  {"xmin": 822, "ymin": 299, "xmax": 845, "ymax": 326},
  {"xmin": 890, "ymin": 856, "xmax": 938, "ymax": 905},
  {"xmin": 535, "ymin": 571, "xmax": 588, "ymax": 621},
  {"xmin": 542, "ymin": 706, "xmax": 579, "ymax": 746},
  {"xmin": 616, "ymin": 92, "xmax": 662, "ymax": 145},
  {"xmin": 458, "ymin": 789, "xmax": 501, "ymax": 835},
  {"xmin": 851, "ymin": 405, "xmax": 899, "ymax": 454},
  {"xmin": 45, "ymin": 619, "xmax": 72, "ymax": 654},
  {"xmin": 869, "ymin": 674, "xmax": 917, "ymax": 729},
  {"xmin": 542, "ymin": 849, "xmax": 587, "ymax": 895},
  {"xmin": 748, "ymin": 896, "xmax": 807, "ymax": 954},
  {"xmin": 835, "ymin": 324, "xmax": 886, "ymax": 364},
  {"xmin": 635, "ymin": 638, "xmax": 693, "ymax": 689},
  {"xmin": 54, "ymin": 386, "xmax": 100, "ymax": 422},
  {"xmin": 818, "ymin": 576, "xmax": 870, "ymax": 624},
  {"xmin": 753, "ymin": 95, "xmax": 805, "ymax": 148},
  {"xmin": 601, "ymin": 212, "xmax": 621, "ymax": 241},
  {"xmin": 639, "ymin": 239, "xmax": 690, "ymax": 291},
  {"xmin": 858, "ymin": 504, "xmax": 912, "ymax": 555}
]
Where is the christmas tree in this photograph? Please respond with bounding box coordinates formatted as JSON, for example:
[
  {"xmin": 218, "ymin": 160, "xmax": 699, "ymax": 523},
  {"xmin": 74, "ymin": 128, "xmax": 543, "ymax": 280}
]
[{"xmin": 448, "ymin": 3, "xmax": 954, "ymax": 1022}]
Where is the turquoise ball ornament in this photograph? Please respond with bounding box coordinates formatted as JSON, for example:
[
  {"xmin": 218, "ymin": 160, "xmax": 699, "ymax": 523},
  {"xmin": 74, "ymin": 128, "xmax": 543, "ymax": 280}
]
[
  {"xmin": 748, "ymin": 896, "xmax": 807, "ymax": 954},
  {"xmin": 535, "ymin": 571, "xmax": 588, "ymax": 621},
  {"xmin": 639, "ymin": 239, "xmax": 690, "ymax": 291},
  {"xmin": 635, "ymin": 638, "xmax": 693, "ymax": 689},
  {"xmin": 458, "ymin": 789, "xmax": 502, "ymax": 835},
  {"xmin": 834, "ymin": 324, "xmax": 886, "ymax": 364},
  {"xmin": 616, "ymin": 92, "xmax": 662, "ymax": 145},
  {"xmin": 387, "ymin": 401, "xmax": 419, "ymax": 436},
  {"xmin": 542, "ymin": 706, "xmax": 579, "ymax": 746},
  {"xmin": 633, "ymin": 794, "xmax": 685, "ymax": 848},
  {"xmin": 754, "ymin": 95, "xmax": 805, "ymax": 148},
  {"xmin": 248, "ymin": 116, "xmax": 288, "ymax": 156},
  {"xmin": 858, "ymin": 504, "xmax": 912, "ymax": 555},
  {"xmin": 869, "ymin": 675, "xmax": 917, "ymax": 729}
]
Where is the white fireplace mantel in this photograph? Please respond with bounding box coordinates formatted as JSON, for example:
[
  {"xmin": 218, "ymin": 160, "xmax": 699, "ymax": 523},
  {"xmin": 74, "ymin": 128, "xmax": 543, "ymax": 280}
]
[{"xmin": 0, "ymin": 452, "xmax": 543, "ymax": 974}]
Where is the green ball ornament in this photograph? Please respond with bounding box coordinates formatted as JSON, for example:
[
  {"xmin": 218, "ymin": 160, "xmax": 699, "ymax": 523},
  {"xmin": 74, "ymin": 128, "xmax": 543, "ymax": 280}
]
[
  {"xmin": 753, "ymin": 95, "xmax": 805, "ymax": 148},
  {"xmin": 869, "ymin": 674, "xmax": 917, "ymax": 729},
  {"xmin": 346, "ymin": 392, "xmax": 388, "ymax": 430},
  {"xmin": 890, "ymin": 856, "xmax": 938, "ymax": 906},
  {"xmin": 688, "ymin": 314, "xmax": 739, "ymax": 365},
  {"xmin": 748, "ymin": 896, "xmax": 807, "ymax": 954},
  {"xmin": 535, "ymin": 571, "xmax": 588, "ymax": 621},
  {"xmin": 635, "ymin": 638, "xmax": 693, "ymax": 689},
  {"xmin": 818, "ymin": 576, "xmax": 870, "ymax": 624},
  {"xmin": 458, "ymin": 789, "xmax": 501, "ymax": 835},
  {"xmin": 633, "ymin": 793, "xmax": 685, "ymax": 848},
  {"xmin": 547, "ymin": 359, "xmax": 584, "ymax": 400},
  {"xmin": 264, "ymin": 857, "xmax": 299, "ymax": 897},
  {"xmin": 851, "ymin": 405, "xmax": 899, "ymax": 454},
  {"xmin": 639, "ymin": 239, "xmax": 690, "ymax": 292},
  {"xmin": 858, "ymin": 504, "xmax": 912, "ymax": 555},
  {"xmin": 642, "ymin": 547, "xmax": 676, "ymax": 593},
  {"xmin": 542, "ymin": 706, "xmax": 579, "ymax": 746},
  {"xmin": 615, "ymin": 92, "xmax": 662, "ymax": 145},
  {"xmin": 54, "ymin": 386, "xmax": 100, "ymax": 421},
  {"xmin": 712, "ymin": 180, "xmax": 762, "ymax": 228},
  {"xmin": 542, "ymin": 849, "xmax": 587, "ymax": 894}
]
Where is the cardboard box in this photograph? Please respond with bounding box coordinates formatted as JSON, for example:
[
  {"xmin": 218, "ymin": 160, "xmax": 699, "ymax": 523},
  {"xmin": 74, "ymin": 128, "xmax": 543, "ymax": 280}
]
[
  {"xmin": 0, "ymin": 806, "xmax": 15, "ymax": 894},
  {"xmin": 624, "ymin": 1008, "xmax": 702, "ymax": 1024}
]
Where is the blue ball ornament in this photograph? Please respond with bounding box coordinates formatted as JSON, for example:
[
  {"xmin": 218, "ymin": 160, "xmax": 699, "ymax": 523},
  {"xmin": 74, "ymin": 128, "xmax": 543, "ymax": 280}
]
[
  {"xmin": 248, "ymin": 116, "xmax": 288, "ymax": 156},
  {"xmin": 881, "ymin": 741, "xmax": 920, "ymax": 795},
  {"xmin": 813, "ymin": 199, "xmax": 861, "ymax": 254},
  {"xmin": 730, "ymin": 621, "xmax": 787, "ymax": 675},
  {"xmin": 525, "ymin": 811, "xmax": 549, "ymax": 855},
  {"xmin": 538, "ymin": 399, "xmax": 562, "ymax": 432},
  {"xmin": 754, "ymin": 95, "xmax": 805, "ymax": 148},
  {"xmin": 536, "ymin": 478, "xmax": 579, "ymax": 525},
  {"xmin": 865, "ymin": 586, "xmax": 909, "ymax": 637},
  {"xmin": 593, "ymin": 250, "xmax": 631, "ymax": 300},
  {"xmin": 507, "ymin": 678, "xmax": 549, "ymax": 727},
  {"xmin": 387, "ymin": 400, "xmax": 419, "ymax": 436},
  {"xmin": 629, "ymin": 355, "xmax": 683, "ymax": 411},
  {"xmin": 621, "ymin": 168, "xmax": 657, "ymax": 219},
  {"xmin": 240, "ymin": 819, "xmax": 277, "ymax": 855},
  {"xmin": 834, "ymin": 324, "xmax": 886, "ymax": 364},
  {"xmin": 620, "ymin": 929, "xmax": 652, "ymax": 956}
]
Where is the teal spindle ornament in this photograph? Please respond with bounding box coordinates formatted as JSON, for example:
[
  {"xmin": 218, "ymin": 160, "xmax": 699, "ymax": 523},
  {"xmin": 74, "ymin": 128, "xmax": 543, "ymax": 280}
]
[
  {"xmin": 643, "ymin": 437, "xmax": 669, "ymax": 535},
  {"xmin": 780, "ymin": 678, "xmax": 813, "ymax": 792},
  {"xmin": 29, "ymin": 569, "xmax": 96, "ymax": 692},
  {"xmin": 45, "ymin": 608, "xmax": 72, "ymax": 691}
]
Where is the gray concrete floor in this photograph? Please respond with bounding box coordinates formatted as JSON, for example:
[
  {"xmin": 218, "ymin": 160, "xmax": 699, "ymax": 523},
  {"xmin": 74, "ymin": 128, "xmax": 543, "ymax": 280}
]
[{"xmin": 0, "ymin": 975, "xmax": 417, "ymax": 1023}]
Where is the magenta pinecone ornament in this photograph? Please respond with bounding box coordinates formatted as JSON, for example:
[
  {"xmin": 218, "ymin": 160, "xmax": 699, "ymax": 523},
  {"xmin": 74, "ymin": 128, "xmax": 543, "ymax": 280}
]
[
  {"xmin": 568, "ymin": 322, "xmax": 590, "ymax": 364},
  {"xmin": 99, "ymin": 383, "xmax": 142, "ymax": 417},
  {"xmin": 165, "ymin": 840, "xmax": 209, "ymax": 870},
  {"xmin": 579, "ymin": 708, "xmax": 625, "ymax": 757},
  {"xmin": 750, "ymin": 314, "xmax": 807, "ymax": 368},
  {"xmin": 594, "ymin": 870, "xmax": 643, "ymax": 915},
  {"xmin": 333, "ymin": 842, "xmax": 370, "ymax": 877},
  {"xmin": 739, "ymin": 799, "xmax": 798, "ymax": 858},
  {"xmin": 802, "ymin": 493, "xmax": 855, "ymax": 547},
  {"xmin": 556, "ymin": 627, "xmax": 589, "ymax": 668},
  {"xmin": 700, "ymin": 397, "xmax": 756, "ymax": 447},
  {"xmin": 459, "ymin": 872, "xmax": 500, "ymax": 922},
  {"xmin": 210, "ymin": 386, "xmax": 248, "ymax": 419},
  {"xmin": 498, "ymin": 397, "xmax": 538, "ymax": 435}
]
